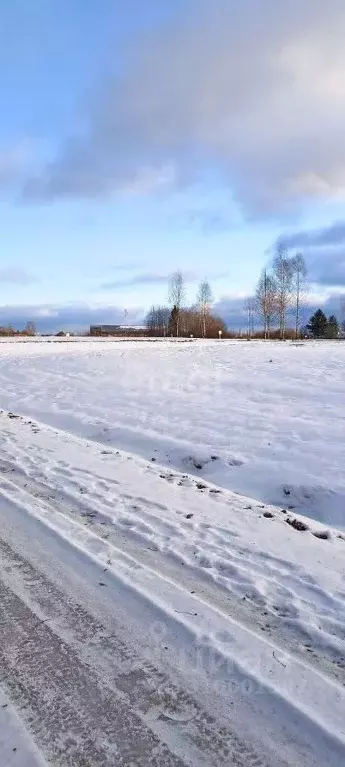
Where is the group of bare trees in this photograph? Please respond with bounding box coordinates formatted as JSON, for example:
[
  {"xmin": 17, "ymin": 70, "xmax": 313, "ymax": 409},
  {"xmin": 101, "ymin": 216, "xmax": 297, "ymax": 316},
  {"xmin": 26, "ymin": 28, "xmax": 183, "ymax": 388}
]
[
  {"xmin": 146, "ymin": 253, "xmax": 309, "ymax": 340},
  {"xmin": 145, "ymin": 306, "xmax": 171, "ymax": 336},
  {"xmin": 146, "ymin": 271, "xmax": 226, "ymax": 338},
  {"xmin": 254, "ymin": 249, "xmax": 308, "ymax": 339},
  {"xmin": 0, "ymin": 321, "xmax": 36, "ymax": 337}
]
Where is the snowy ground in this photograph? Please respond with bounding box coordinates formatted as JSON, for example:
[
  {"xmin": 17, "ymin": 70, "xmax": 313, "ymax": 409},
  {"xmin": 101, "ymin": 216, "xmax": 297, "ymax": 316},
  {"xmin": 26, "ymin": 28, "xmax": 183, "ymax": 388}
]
[
  {"xmin": 0, "ymin": 687, "xmax": 45, "ymax": 767},
  {"xmin": 0, "ymin": 340, "xmax": 344, "ymax": 765},
  {"xmin": 0, "ymin": 412, "xmax": 344, "ymax": 765},
  {"xmin": 0, "ymin": 339, "xmax": 343, "ymax": 527}
]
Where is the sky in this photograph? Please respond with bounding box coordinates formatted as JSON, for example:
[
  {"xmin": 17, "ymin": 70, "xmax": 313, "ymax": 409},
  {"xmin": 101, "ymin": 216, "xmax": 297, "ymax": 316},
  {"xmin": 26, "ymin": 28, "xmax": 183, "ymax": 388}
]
[{"xmin": 1, "ymin": 0, "xmax": 345, "ymax": 331}]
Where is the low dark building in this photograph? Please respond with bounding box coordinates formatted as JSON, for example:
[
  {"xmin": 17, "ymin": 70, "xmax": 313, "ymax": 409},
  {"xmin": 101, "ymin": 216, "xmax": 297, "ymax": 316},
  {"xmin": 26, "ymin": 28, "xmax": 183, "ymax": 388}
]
[{"xmin": 90, "ymin": 325, "xmax": 121, "ymax": 336}]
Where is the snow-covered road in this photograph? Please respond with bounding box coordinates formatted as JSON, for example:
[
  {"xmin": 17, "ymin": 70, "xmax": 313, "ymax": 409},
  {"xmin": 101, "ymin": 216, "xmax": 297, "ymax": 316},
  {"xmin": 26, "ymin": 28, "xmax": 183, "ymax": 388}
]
[{"xmin": 0, "ymin": 410, "xmax": 344, "ymax": 765}]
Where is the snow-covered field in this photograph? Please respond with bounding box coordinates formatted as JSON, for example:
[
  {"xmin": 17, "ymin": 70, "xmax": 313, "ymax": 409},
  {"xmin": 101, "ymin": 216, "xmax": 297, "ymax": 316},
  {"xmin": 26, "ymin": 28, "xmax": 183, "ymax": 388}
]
[
  {"xmin": 0, "ymin": 339, "xmax": 344, "ymax": 765},
  {"xmin": 0, "ymin": 339, "xmax": 343, "ymax": 527}
]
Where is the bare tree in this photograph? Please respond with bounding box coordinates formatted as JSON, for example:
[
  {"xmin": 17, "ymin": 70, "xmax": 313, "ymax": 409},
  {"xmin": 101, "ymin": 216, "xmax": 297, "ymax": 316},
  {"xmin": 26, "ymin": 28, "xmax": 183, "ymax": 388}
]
[
  {"xmin": 168, "ymin": 271, "xmax": 185, "ymax": 337},
  {"xmin": 24, "ymin": 321, "xmax": 36, "ymax": 336},
  {"xmin": 197, "ymin": 279, "xmax": 213, "ymax": 338},
  {"xmin": 145, "ymin": 306, "xmax": 156, "ymax": 333},
  {"xmin": 243, "ymin": 296, "xmax": 255, "ymax": 338},
  {"xmin": 291, "ymin": 252, "xmax": 308, "ymax": 338},
  {"xmin": 272, "ymin": 247, "xmax": 293, "ymax": 340},
  {"xmin": 255, "ymin": 270, "xmax": 277, "ymax": 339},
  {"xmin": 145, "ymin": 305, "xmax": 170, "ymax": 336},
  {"xmin": 160, "ymin": 306, "xmax": 171, "ymax": 336},
  {"xmin": 341, "ymin": 296, "xmax": 345, "ymax": 333}
]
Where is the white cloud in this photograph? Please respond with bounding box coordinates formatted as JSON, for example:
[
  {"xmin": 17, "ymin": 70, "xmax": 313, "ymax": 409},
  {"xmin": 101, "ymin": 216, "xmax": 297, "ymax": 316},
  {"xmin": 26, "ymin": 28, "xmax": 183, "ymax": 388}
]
[
  {"xmin": 25, "ymin": 0, "xmax": 345, "ymax": 214},
  {"xmin": 33, "ymin": 307, "xmax": 58, "ymax": 318}
]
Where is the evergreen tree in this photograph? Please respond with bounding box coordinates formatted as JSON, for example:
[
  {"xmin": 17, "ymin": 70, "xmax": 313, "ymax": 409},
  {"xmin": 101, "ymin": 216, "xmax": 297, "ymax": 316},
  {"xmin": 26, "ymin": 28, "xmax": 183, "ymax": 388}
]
[
  {"xmin": 169, "ymin": 305, "xmax": 179, "ymax": 336},
  {"xmin": 307, "ymin": 309, "xmax": 328, "ymax": 338},
  {"xmin": 326, "ymin": 315, "xmax": 339, "ymax": 339}
]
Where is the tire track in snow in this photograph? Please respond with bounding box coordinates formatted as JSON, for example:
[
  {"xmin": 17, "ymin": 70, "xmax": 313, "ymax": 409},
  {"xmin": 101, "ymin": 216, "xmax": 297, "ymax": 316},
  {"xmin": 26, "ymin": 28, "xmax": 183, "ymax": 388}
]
[
  {"xmin": 0, "ymin": 472, "xmax": 345, "ymax": 767},
  {"xmin": 0, "ymin": 443, "xmax": 344, "ymax": 687},
  {"xmin": 0, "ymin": 416, "xmax": 345, "ymax": 766},
  {"xmin": 0, "ymin": 525, "xmax": 271, "ymax": 767}
]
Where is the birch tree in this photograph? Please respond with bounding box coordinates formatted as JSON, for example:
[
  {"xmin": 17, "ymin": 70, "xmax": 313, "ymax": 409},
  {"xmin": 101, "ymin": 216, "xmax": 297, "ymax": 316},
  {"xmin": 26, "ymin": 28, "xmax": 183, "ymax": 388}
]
[
  {"xmin": 197, "ymin": 279, "xmax": 213, "ymax": 337},
  {"xmin": 341, "ymin": 296, "xmax": 345, "ymax": 333},
  {"xmin": 255, "ymin": 270, "xmax": 276, "ymax": 339},
  {"xmin": 291, "ymin": 252, "xmax": 308, "ymax": 338},
  {"xmin": 168, "ymin": 271, "xmax": 185, "ymax": 337},
  {"xmin": 272, "ymin": 247, "xmax": 293, "ymax": 340},
  {"xmin": 243, "ymin": 296, "xmax": 255, "ymax": 338}
]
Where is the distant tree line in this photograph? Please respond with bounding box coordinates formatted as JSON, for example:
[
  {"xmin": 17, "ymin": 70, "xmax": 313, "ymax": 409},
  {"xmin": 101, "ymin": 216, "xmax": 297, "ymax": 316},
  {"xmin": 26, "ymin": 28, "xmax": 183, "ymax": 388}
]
[
  {"xmin": 145, "ymin": 272, "xmax": 227, "ymax": 338},
  {"xmin": 145, "ymin": 260, "xmax": 343, "ymax": 340},
  {"xmin": 0, "ymin": 321, "xmax": 36, "ymax": 337},
  {"xmin": 147, "ymin": 256, "xmax": 308, "ymax": 340}
]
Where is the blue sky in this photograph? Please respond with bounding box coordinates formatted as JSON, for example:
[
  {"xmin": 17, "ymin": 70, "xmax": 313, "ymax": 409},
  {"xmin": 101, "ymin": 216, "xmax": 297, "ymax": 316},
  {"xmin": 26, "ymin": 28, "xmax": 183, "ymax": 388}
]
[{"xmin": 1, "ymin": 0, "xmax": 345, "ymax": 330}]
